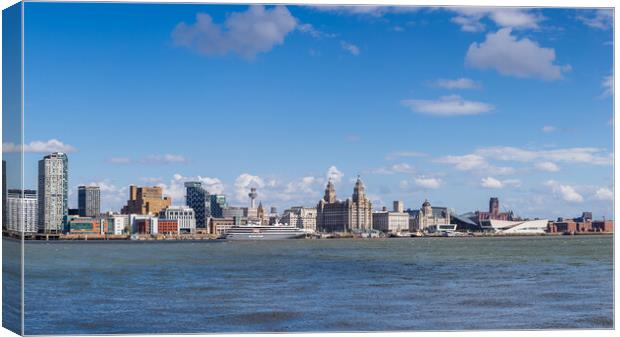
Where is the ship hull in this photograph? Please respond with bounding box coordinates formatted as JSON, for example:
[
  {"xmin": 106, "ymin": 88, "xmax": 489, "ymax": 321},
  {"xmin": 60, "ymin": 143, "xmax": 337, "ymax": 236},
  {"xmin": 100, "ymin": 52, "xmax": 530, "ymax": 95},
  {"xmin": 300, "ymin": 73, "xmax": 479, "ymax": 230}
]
[{"xmin": 225, "ymin": 232, "xmax": 306, "ymax": 240}]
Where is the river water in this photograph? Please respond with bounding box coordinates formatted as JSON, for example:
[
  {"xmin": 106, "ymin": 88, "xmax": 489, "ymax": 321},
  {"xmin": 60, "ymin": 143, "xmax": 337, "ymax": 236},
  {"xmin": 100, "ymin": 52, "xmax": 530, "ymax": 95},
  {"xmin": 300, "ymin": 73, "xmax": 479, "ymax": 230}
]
[{"xmin": 2, "ymin": 235, "xmax": 614, "ymax": 334}]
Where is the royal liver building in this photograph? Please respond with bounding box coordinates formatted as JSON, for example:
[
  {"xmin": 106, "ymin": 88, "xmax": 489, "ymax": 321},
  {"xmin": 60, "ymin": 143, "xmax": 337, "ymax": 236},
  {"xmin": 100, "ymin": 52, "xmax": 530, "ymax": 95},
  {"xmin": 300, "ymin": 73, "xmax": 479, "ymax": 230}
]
[{"xmin": 316, "ymin": 176, "xmax": 373, "ymax": 232}]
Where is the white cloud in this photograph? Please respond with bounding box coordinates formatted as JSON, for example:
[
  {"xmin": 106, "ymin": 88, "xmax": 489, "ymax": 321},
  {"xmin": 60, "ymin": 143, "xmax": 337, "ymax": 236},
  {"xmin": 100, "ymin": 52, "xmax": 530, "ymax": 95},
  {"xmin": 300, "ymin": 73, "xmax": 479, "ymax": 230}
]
[
  {"xmin": 449, "ymin": 8, "xmax": 543, "ymax": 32},
  {"xmin": 595, "ymin": 187, "xmax": 613, "ymax": 201},
  {"xmin": 402, "ymin": 95, "xmax": 494, "ymax": 116},
  {"xmin": 297, "ymin": 23, "xmax": 336, "ymax": 39},
  {"xmin": 535, "ymin": 161, "xmax": 560, "ymax": 172},
  {"xmin": 140, "ymin": 177, "xmax": 163, "ymax": 183},
  {"xmin": 283, "ymin": 176, "xmax": 321, "ymax": 197},
  {"xmin": 154, "ymin": 173, "xmax": 226, "ymax": 205},
  {"xmin": 435, "ymin": 154, "xmax": 515, "ymax": 175},
  {"xmin": 391, "ymin": 163, "xmax": 416, "ymax": 174},
  {"xmin": 370, "ymin": 163, "xmax": 416, "ymax": 175},
  {"xmin": 310, "ymin": 5, "xmax": 419, "ymax": 17},
  {"xmin": 475, "ymin": 146, "xmax": 612, "ymax": 165},
  {"xmin": 340, "ymin": 41, "xmax": 360, "ymax": 55},
  {"xmin": 414, "ymin": 177, "xmax": 442, "ymax": 189},
  {"xmin": 385, "ymin": 151, "xmax": 427, "ymax": 160},
  {"xmin": 196, "ymin": 176, "xmax": 226, "ymax": 195},
  {"xmin": 399, "ymin": 180, "xmax": 410, "ymax": 190},
  {"xmin": 451, "ymin": 13, "xmax": 486, "ymax": 32},
  {"xmin": 3, "ymin": 139, "xmax": 76, "ymax": 153},
  {"xmin": 233, "ymin": 173, "xmax": 266, "ymax": 202},
  {"xmin": 541, "ymin": 125, "xmax": 557, "ymax": 133},
  {"xmin": 481, "ymin": 177, "xmax": 503, "ymax": 189},
  {"xmin": 157, "ymin": 174, "xmax": 188, "ymax": 203},
  {"xmin": 558, "ymin": 185, "xmax": 584, "ymax": 203},
  {"xmin": 171, "ymin": 5, "xmax": 297, "ymax": 58},
  {"xmin": 141, "ymin": 154, "xmax": 187, "ymax": 164},
  {"xmin": 466, "ymin": 28, "xmax": 569, "ymax": 80},
  {"xmin": 545, "ymin": 180, "xmax": 584, "ymax": 203},
  {"xmin": 577, "ymin": 9, "xmax": 613, "ymax": 30},
  {"xmin": 436, "ymin": 154, "xmax": 488, "ymax": 171},
  {"xmin": 326, "ymin": 165, "xmax": 344, "ymax": 183},
  {"xmin": 480, "ymin": 177, "xmax": 521, "ymax": 189},
  {"xmin": 433, "ymin": 77, "xmax": 480, "ymax": 89},
  {"xmin": 107, "ymin": 157, "xmax": 131, "ymax": 164},
  {"xmin": 601, "ymin": 74, "xmax": 613, "ymax": 98}
]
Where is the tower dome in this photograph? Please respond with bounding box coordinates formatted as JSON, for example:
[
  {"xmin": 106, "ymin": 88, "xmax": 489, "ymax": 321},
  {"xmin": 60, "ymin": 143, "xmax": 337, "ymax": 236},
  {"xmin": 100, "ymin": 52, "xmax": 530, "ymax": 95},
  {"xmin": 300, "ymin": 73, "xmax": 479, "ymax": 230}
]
[
  {"xmin": 324, "ymin": 179, "xmax": 336, "ymax": 203},
  {"xmin": 352, "ymin": 175, "xmax": 366, "ymax": 202}
]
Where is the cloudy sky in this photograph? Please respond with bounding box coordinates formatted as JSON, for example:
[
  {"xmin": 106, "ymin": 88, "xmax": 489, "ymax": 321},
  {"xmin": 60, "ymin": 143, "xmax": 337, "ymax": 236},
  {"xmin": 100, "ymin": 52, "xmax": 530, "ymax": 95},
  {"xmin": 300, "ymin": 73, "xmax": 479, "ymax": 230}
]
[{"xmin": 15, "ymin": 3, "xmax": 613, "ymax": 219}]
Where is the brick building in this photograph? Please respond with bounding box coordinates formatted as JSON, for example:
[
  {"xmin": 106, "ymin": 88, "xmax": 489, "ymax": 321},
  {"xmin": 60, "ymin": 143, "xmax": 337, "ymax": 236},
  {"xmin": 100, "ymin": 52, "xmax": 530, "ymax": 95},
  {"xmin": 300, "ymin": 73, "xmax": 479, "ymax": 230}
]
[
  {"xmin": 474, "ymin": 197, "xmax": 513, "ymax": 223},
  {"xmin": 157, "ymin": 220, "xmax": 179, "ymax": 235},
  {"xmin": 121, "ymin": 185, "xmax": 171, "ymax": 215}
]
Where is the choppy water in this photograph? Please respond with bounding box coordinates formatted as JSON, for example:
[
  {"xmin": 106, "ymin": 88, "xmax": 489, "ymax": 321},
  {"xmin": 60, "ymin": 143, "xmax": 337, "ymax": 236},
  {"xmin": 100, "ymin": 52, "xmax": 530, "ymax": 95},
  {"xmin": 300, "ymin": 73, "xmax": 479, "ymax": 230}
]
[{"xmin": 2, "ymin": 235, "xmax": 614, "ymax": 334}]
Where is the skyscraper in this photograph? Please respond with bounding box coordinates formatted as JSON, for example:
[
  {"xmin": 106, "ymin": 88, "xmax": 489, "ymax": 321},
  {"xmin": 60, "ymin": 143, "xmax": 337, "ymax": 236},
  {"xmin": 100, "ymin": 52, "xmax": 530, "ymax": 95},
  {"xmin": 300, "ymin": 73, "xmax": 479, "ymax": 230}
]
[
  {"xmin": 78, "ymin": 185, "xmax": 100, "ymax": 217},
  {"xmin": 209, "ymin": 194, "xmax": 227, "ymax": 218},
  {"xmin": 38, "ymin": 152, "xmax": 68, "ymax": 233},
  {"xmin": 7, "ymin": 189, "xmax": 38, "ymax": 234},
  {"xmin": 184, "ymin": 181, "xmax": 210, "ymax": 228}
]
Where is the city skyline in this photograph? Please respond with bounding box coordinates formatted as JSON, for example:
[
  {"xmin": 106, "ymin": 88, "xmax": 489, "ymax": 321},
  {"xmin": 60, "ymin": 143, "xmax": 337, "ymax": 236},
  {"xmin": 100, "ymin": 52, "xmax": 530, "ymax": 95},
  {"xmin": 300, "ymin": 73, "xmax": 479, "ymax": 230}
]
[{"xmin": 5, "ymin": 4, "xmax": 614, "ymax": 219}]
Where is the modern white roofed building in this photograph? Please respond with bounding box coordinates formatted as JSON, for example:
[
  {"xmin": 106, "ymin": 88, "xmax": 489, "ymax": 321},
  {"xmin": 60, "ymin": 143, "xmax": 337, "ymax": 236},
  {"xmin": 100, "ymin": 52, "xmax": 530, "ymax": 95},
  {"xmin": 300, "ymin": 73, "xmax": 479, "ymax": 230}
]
[{"xmin": 481, "ymin": 219, "xmax": 549, "ymax": 234}]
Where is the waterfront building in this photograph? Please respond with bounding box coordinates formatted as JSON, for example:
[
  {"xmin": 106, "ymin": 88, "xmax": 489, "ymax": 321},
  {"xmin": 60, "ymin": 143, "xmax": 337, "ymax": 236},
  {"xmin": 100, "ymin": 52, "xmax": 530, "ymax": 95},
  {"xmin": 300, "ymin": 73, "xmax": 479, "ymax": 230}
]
[
  {"xmin": 592, "ymin": 220, "xmax": 614, "ymax": 232},
  {"xmin": 482, "ymin": 219, "xmax": 549, "ymax": 234},
  {"xmin": 210, "ymin": 217, "xmax": 237, "ymax": 235},
  {"xmin": 316, "ymin": 176, "xmax": 373, "ymax": 233},
  {"xmin": 268, "ymin": 207, "xmax": 279, "ymax": 225},
  {"xmin": 129, "ymin": 214, "xmax": 158, "ymax": 234},
  {"xmin": 121, "ymin": 185, "xmax": 171, "ymax": 215},
  {"xmin": 280, "ymin": 206, "xmax": 317, "ymax": 231},
  {"xmin": 474, "ymin": 197, "xmax": 513, "ymax": 223},
  {"xmin": 209, "ymin": 194, "xmax": 227, "ymax": 218},
  {"xmin": 157, "ymin": 219, "xmax": 179, "ymax": 235},
  {"xmin": 372, "ymin": 201, "xmax": 409, "ymax": 233},
  {"xmin": 450, "ymin": 212, "xmax": 482, "ymax": 232},
  {"xmin": 244, "ymin": 207, "xmax": 258, "ymax": 219},
  {"xmin": 134, "ymin": 217, "xmax": 158, "ymax": 235},
  {"xmin": 548, "ymin": 218, "xmax": 582, "ymax": 233},
  {"xmin": 548, "ymin": 213, "xmax": 613, "ymax": 234},
  {"xmin": 574, "ymin": 211, "xmax": 593, "ymax": 222},
  {"xmin": 409, "ymin": 200, "xmax": 452, "ymax": 232},
  {"xmin": 159, "ymin": 206, "xmax": 196, "ymax": 234},
  {"xmin": 222, "ymin": 206, "xmax": 244, "ymax": 220},
  {"xmin": 184, "ymin": 181, "xmax": 210, "ymax": 229},
  {"xmin": 78, "ymin": 185, "xmax": 100, "ymax": 218},
  {"xmin": 38, "ymin": 152, "xmax": 69, "ymax": 233},
  {"xmin": 6, "ymin": 189, "xmax": 38, "ymax": 234},
  {"xmin": 66, "ymin": 217, "xmax": 111, "ymax": 235},
  {"xmin": 107, "ymin": 213, "xmax": 129, "ymax": 235}
]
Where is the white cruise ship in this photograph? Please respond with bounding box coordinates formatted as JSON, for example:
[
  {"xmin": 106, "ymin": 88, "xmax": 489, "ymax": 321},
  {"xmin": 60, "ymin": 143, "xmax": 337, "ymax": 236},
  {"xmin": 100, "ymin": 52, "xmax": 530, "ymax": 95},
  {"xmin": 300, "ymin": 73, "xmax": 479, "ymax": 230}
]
[{"xmin": 224, "ymin": 223, "xmax": 307, "ymax": 240}]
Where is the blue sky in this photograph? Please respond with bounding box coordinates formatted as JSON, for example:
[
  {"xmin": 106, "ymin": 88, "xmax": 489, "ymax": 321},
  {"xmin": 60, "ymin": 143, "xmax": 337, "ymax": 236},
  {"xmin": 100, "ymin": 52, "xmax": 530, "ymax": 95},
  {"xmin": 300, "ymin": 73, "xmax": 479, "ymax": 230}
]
[{"xmin": 13, "ymin": 3, "xmax": 614, "ymax": 219}]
